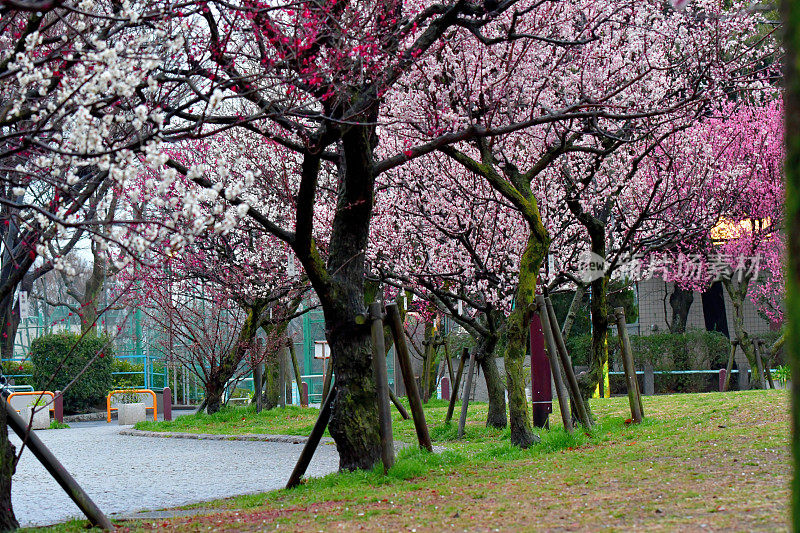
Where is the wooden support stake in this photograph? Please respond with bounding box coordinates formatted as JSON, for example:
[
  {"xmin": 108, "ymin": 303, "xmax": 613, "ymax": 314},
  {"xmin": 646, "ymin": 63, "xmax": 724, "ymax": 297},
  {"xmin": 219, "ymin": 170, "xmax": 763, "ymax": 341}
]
[
  {"xmin": 385, "ymin": 303, "xmax": 433, "ymax": 452},
  {"xmin": 545, "ymin": 296, "xmax": 592, "ymax": 428},
  {"xmin": 763, "ymin": 340, "xmax": 776, "ymax": 390},
  {"xmin": 370, "ymin": 302, "xmax": 395, "ymax": 472},
  {"xmin": 279, "ymin": 345, "xmax": 288, "ymax": 408},
  {"xmin": 444, "ymin": 342, "xmax": 455, "ymax": 385},
  {"xmin": 288, "ymin": 340, "xmax": 304, "ymax": 406},
  {"xmin": 457, "ymin": 348, "xmax": 477, "ymax": 439},
  {"xmin": 754, "ymin": 338, "xmax": 767, "ymax": 390},
  {"xmin": 445, "ymin": 348, "xmax": 468, "ymax": 424},
  {"xmin": 614, "ymin": 307, "xmax": 643, "ymax": 424},
  {"xmin": 6, "ymin": 401, "xmax": 114, "ymax": 529},
  {"xmin": 321, "ymin": 356, "xmax": 333, "ymax": 404},
  {"xmin": 253, "ymin": 362, "xmax": 263, "ymax": 413},
  {"xmin": 536, "ymin": 295, "xmax": 573, "ymax": 433},
  {"xmin": 389, "ymin": 389, "xmax": 410, "ymax": 420},
  {"xmin": 422, "ymin": 341, "xmax": 433, "ymax": 403},
  {"xmin": 724, "ymin": 341, "xmax": 736, "ymax": 392},
  {"xmin": 286, "ymin": 384, "xmax": 335, "ymax": 489}
]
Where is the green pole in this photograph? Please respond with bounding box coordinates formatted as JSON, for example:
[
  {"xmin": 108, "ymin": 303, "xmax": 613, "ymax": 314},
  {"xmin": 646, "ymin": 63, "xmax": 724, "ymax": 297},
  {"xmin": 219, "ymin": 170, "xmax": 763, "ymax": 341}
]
[
  {"xmin": 134, "ymin": 308, "xmax": 143, "ymax": 357},
  {"xmin": 781, "ymin": 1, "xmax": 800, "ymax": 529}
]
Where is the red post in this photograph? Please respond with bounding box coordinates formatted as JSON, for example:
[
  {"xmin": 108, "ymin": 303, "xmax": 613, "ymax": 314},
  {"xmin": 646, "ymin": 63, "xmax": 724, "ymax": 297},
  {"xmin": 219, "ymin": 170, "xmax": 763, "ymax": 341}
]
[
  {"xmin": 54, "ymin": 391, "xmax": 63, "ymax": 424},
  {"xmin": 719, "ymin": 369, "xmax": 726, "ymax": 393},
  {"xmin": 441, "ymin": 376, "xmax": 450, "ymax": 401},
  {"xmin": 530, "ymin": 315, "xmax": 552, "ymax": 428},
  {"xmin": 163, "ymin": 387, "xmax": 172, "ymax": 421},
  {"xmin": 301, "ymin": 382, "xmax": 309, "ymax": 407}
]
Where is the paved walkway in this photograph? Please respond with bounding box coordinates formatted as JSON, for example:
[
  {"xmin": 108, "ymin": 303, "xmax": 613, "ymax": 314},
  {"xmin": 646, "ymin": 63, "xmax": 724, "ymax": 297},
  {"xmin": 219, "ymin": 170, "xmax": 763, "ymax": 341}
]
[{"xmin": 10, "ymin": 422, "xmax": 339, "ymax": 527}]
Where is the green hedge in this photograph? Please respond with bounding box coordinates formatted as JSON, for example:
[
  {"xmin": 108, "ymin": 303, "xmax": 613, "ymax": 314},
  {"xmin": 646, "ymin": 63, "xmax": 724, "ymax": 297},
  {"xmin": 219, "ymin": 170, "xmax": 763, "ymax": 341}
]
[
  {"xmin": 567, "ymin": 329, "xmax": 733, "ymax": 393},
  {"xmin": 111, "ymin": 359, "xmax": 146, "ymax": 389},
  {"xmin": 1, "ymin": 360, "xmax": 35, "ymax": 387},
  {"xmin": 30, "ymin": 333, "xmax": 114, "ymax": 413}
]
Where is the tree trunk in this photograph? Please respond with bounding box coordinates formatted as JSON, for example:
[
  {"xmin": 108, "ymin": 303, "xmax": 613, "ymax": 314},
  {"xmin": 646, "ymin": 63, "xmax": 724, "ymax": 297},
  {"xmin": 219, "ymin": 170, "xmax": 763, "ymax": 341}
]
[
  {"xmin": 562, "ymin": 285, "xmax": 585, "ymax": 338},
  {"xmin": 476, "ymin": 334, "xmax": 506, "ymax": 429},
  {"xmin": 0, "ymin": 298, "xmax": 19, "ymax": 360},
  {"xmin": 0, "ymin": 405, "xmax": 17, "ymax": 532},
  {"xmin": 503, "ymin": 231, "xmax": 543, "ymax": 448},
  {"xmin": 205, "ymin": 378, "xmax": 224, "ymax": 415},
  {"xmin": 578, "ymin": 222, "xmax": 608, "ymax": 413},
  {"xmin": 204, "ymin": 304, "xmax": 263, "ymax": 414},
  {"xmin": 669, "ymin": 284, "xmax": 694, "ymax": 334},
  {"xmin": 324, "ymin": 305, "xmax": 381, "ymax": 470},
  {"xmin": 722, "ymin": 277, "xmax": 762, "ymax": 388},
  {"xmin": 261, "ymin": 347, "xmax": 281, "ymax": 410},
  {"xmin": 318, "ymin": 125, "xmax": 382, "ymax": 471}
]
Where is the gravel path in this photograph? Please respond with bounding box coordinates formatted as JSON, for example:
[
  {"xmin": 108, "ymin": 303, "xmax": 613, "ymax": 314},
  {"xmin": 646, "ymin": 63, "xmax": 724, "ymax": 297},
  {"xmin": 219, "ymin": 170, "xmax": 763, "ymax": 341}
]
[{"xmin": 10, "ymin": 422, "xmax": 339, "ymax": 527}]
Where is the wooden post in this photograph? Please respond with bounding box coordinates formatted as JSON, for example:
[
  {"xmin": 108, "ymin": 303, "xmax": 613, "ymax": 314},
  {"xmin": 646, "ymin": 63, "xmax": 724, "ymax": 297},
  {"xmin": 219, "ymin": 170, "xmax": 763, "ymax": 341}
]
[
  {"xmin": 445, "ymin": 348, "xmax": 468, "ymax": 424},
  {"xmin": 301, "ymin": 382, "xmax": 309, "ymax": 406},
  {"xmin": 321, "ymin": 355, "xmax": 333, "ymax": 404},
  {"xmin": 457, "ymin": 348, "xmax": 477, "ymax": 438},
  {"xmin": 385, "ymin": 303, "xmax": 433, "ymax": 452},
  {"xmin": 286, "ymin": 384, "xmax": 335, "ymax": 489},
  {"xmin": 719, "ymin": 369, "xmax": 727, "ymax": 392},
  {"xmin": 444, "ymin": 342, "xmax": 455, "ymax": 386},
  {"xmin": 724, "ymin": 340, "xmax": 737, "ymax": 391},
  {"xmin": 545, "ymin": 297, "xmax": 592, "ymax": 428},
  {"xmin": 536, "ymin": 295, "xmax": 573, "ymax": 432},
  {"xmin": 422, "ymin": 340, "xmax": 432, "ymax": 403},
  {"xmin": 279, "ymin": 345, "xmax": 287, "ymax": 408},
  {"xmin": 369, "ymin": 302, "xmax": 395, "ymax": 472},
  {"xmin": 288, "ymin": 340, "xmax": 304, "ymax": 406},
  {"xmin": 754, "ymin": 338, "xmax": 767, "ymax": 390},
  {"xmin": 253, "ymin": 362, "xmax": 263, "ymax": 413},
  {"xmin": 614, "ymin": 307, "xmax": 643, "ymax": 424},
  {"xmin": 162, "ymin": 387, "xmax": 172, "ymax": 421},
  {"xmin": 644, "ymin": 363, "xmax": 655, "ymax": 396},
  {"xmin": 763, "ymin": 343, "xmax": 776, "ymax": 390},
  {"xmin": 54, "ymin": 390, "xmax": 63, "ymax": 423},
  {"xmin": 389, "ymin": 389, "xmax": 410, "ymax": 420}
]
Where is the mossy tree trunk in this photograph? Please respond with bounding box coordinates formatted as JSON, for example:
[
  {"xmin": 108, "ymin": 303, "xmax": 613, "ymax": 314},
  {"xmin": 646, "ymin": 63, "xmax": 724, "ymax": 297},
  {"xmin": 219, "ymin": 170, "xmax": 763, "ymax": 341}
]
[
  {"xmin": 476, "ymin": 333, "xmax": 507, "ymax": 429},
  {"xmin": 569, "ymin": 208, "xmax": 608, "ymax": 413},
  {"xmin": 292, "ymin": 124, "xmax": 382, "ymax": 471},
  {"xmin": 438, "ymin": 141, "xmax": 554, "ymax": 448},
  {"xmin": 205, "ymin": 302, "xmax": 265, "ymax": 414},
  {"xmin": 721, "ymin": 275, "xmax": 761, "ymax": 388},
  {"xmin": 504, "ymin": 231, "xmax": 545, "ymax": 447}
]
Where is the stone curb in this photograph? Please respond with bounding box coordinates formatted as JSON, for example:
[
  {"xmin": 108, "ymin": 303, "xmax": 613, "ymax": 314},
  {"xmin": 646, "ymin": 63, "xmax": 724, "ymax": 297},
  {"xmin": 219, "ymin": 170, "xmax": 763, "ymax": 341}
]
[
  {"xmin": 64, "ymin": 411, "xmax": 108, "ymax": 423},
  {"xmin": 119, "ymin": 428, "xmax": 335, "ymax": 445}
]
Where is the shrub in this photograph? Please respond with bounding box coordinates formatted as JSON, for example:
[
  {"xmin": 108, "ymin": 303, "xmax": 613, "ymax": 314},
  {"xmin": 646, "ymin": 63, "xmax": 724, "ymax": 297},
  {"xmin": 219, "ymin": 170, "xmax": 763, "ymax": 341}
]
[
  {"xmin": 30, "ymin": 333, "xmax": 114, "ymax": 413},
  {"xmin": 1, "ymin": 360, "xmax": 35, "ymax": 387},
  {"xmin": 111, "ymin": 358, "xmax": 145, "ymax": 389}
]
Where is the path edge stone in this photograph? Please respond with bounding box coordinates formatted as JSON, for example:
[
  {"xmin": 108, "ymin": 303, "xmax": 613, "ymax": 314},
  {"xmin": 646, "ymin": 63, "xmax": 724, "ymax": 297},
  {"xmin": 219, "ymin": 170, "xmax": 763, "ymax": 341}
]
[{"xmin": 119, "ymin": 428, "xmax": 335, "ymax": 445}]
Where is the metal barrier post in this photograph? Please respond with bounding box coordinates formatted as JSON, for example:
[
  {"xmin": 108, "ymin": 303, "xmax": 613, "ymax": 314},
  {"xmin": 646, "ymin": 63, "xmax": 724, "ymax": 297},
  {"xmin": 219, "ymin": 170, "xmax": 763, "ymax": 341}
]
[
  {"xmin": 54, "ymin": 391, "xmax": 63, "ymax": 423},
  {"xmin": 441, "ymin": 376, "xmax": 450, "ymax": 401},
  {"xmin": 163, "ymin": 387, "xmax": 172, "ymax": 421}
]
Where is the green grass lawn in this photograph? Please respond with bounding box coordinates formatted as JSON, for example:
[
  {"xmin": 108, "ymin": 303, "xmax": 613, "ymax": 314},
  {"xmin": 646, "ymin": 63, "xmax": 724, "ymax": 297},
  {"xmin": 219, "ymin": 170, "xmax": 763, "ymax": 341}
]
[
  {"xmin": 135, "ymin": 397, "xmax": 513, "ymax": 444},
  {"xmin": 30, "ymin": 390, "xmax": 790, "ymax": 532}
]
